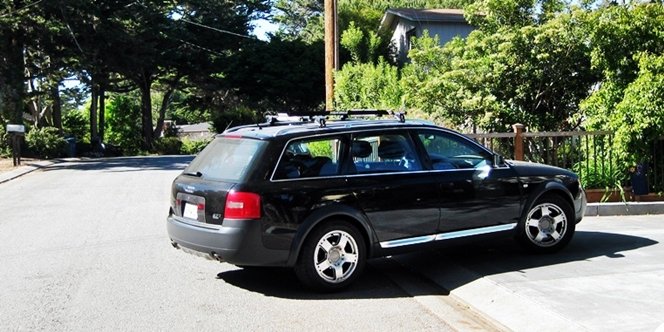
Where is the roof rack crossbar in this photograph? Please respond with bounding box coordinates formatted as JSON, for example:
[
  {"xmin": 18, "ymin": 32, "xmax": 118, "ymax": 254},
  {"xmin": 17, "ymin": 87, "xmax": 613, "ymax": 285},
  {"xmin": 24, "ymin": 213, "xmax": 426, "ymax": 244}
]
[{"xmin": 224, "ymin": 109, "xmax": 408, "ymax": 132}]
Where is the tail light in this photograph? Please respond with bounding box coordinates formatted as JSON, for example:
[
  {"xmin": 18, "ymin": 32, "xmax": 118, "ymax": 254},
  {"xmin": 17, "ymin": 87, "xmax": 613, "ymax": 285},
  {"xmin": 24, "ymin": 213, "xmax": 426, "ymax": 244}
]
[{"xmin": 224, "ymin": 191, "xmax": 261, "ymax": 219}]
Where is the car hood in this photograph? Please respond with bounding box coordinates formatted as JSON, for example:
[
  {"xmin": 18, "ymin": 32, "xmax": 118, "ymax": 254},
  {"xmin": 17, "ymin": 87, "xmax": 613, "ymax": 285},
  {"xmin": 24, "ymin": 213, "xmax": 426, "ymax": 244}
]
[{"xmin": 506, "ymin": 160, "xmax": 577, "ymax": 178}]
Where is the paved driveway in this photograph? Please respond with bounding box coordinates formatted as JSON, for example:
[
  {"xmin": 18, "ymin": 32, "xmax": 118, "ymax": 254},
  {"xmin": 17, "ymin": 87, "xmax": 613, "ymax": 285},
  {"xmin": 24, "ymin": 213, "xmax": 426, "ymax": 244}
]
[{"xmin": 395, "ymin": 215, "xmax": 664, "ymax": 331}]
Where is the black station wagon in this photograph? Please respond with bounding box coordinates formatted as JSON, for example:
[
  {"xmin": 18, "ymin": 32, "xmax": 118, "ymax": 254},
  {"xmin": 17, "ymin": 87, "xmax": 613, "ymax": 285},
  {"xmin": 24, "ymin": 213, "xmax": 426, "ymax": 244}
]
[{"xmin": 167, "ymin": 111, "xmax": 587, "ymax": 291}]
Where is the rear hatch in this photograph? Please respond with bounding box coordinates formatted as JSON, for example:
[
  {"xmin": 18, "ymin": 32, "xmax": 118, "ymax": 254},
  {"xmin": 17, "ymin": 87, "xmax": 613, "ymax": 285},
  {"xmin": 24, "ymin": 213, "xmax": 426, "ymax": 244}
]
[{"xmin": 171, "ymin": 137, "xmax": 268, "ymax": 225}]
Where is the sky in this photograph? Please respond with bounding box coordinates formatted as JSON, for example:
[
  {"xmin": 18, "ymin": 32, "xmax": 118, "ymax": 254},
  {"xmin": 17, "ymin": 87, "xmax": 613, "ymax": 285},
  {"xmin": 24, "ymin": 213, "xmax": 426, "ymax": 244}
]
[{"xmin": 252, "ymin": 18, "xmax": 279, "ymax": 41}]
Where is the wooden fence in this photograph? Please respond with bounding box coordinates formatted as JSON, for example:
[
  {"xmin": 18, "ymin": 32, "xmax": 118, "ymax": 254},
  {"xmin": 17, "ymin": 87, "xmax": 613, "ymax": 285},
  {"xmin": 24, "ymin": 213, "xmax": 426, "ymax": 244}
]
[{"xmin": 465, "ymin": 124, "xmax": 664, "ymax": 193}]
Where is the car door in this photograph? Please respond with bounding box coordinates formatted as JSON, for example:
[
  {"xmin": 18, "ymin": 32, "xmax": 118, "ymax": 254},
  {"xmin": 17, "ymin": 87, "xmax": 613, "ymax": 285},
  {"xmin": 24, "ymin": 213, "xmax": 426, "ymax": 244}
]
[
  {"xmin": 414, "ymin": 129, "xmax": 522, "ymax": 233},
  {"xmin": 345, "ymin": 130, "xmax": 440, "ymax": 246}
]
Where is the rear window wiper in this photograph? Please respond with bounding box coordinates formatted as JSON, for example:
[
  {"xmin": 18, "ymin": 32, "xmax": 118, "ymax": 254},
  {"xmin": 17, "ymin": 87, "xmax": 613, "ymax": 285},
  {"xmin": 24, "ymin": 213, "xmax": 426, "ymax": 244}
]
[{"xmin": 183, "ymin": 171, "xmax": 203, "ymax": 177}]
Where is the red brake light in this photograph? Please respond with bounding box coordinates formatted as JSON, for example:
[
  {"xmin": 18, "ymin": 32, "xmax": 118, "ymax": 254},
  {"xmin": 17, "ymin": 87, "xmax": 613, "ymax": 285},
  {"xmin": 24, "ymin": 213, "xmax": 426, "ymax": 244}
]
[{"xmin": 224, "ymin": 191, "xmax": 261, "ymax": 219}]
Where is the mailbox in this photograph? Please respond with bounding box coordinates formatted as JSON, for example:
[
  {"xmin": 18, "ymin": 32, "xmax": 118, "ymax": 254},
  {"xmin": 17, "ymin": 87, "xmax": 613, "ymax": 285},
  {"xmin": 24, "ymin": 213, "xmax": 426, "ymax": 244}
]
[
  {"xmin": 6, "ymin": 124, "xmax": 25, "ymax": 166},
  {"xmin": 6, "ymin": 124, "xmax": 25, "ymax": 134}
]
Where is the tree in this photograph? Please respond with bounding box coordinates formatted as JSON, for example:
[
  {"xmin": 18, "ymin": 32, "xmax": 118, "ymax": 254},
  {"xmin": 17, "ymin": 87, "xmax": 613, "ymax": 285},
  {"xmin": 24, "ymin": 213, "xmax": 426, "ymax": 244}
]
[
  {"xmin": 401, "ymin": 8, "xmax": 598, "ymax": 133},
  {"xmin": 0, "ymin": 0, "xmax": 30, "ymax": 124},
  {"xmin": 581, "ymin": 3, "xmax": 664, "ymax": 170}
]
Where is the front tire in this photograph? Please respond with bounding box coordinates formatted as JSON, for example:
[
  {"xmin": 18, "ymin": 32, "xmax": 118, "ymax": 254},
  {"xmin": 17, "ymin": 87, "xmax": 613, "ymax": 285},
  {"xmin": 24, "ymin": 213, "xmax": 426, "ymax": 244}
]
[
  {"xmin": 295, "ymin": 221, "xmax": 366, "ymax": 292},
  {"xmin": 517, "ymin": 194, "xmax": 575, "ymax": 253}
]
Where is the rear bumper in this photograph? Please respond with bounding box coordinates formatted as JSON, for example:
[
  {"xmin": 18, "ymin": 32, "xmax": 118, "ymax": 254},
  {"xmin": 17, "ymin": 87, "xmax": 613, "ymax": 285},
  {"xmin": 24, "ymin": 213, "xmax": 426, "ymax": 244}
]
[{"xmin": 167, "ymin": 216, "xmax": 289, "ymax": 266}]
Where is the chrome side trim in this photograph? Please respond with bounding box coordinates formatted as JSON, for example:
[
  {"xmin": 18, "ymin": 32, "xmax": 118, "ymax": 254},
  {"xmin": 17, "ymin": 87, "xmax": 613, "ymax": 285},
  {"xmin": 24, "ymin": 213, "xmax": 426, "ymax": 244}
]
[
  {"xmin": 379, "ymin": 223, "xmax": 517, "ymax": 249},
  {"xmin": 379, "ymin": 235, "xmax": 436, "ymax": 248},
  {"xmin": 434, "ymin": 223, "xmax": 517, "ymax": 241}
]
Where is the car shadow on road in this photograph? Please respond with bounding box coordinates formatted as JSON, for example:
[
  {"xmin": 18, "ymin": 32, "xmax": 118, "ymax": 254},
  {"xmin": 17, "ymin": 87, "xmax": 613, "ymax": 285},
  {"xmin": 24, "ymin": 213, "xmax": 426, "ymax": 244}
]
[
  {"xmin": 216, "ymin": 230, "xmax": 657, "ymax": 299},
  {"xmin": 42, "ymin": 156, "xmax": 193, "ymax": 173},
  {"xmin": 215, "ymin": 262, "xmax": 436, "ymax": 300}
]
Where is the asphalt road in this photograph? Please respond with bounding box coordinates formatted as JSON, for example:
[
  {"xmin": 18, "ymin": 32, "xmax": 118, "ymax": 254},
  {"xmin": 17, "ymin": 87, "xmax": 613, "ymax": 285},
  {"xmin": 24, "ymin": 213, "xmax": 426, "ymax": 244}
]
[
  {"xmin": 1, "ymin": 156, "xmax": 663, "ymax": 331},
  {"xmin": 0, "ymin": 157, "xmax": 471, "ymax": 332}
]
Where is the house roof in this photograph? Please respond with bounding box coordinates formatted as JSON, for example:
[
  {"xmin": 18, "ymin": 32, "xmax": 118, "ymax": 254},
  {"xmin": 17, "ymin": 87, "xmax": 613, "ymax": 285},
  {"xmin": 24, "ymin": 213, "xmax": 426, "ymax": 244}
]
[
  {"xmin": 379, "ymin": 8, "xmax": 467, "ymax": 31},
  {"xmin": 178, "ymin": 122, "xmax": 212, "ymax": 133}
]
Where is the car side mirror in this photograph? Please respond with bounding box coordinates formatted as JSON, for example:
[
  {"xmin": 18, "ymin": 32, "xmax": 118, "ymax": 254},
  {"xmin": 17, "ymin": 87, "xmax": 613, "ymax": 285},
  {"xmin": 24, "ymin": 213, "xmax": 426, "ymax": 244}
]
[{"xmin": 493, "ymin": 154, "xmax": 505, "ymax": 167}]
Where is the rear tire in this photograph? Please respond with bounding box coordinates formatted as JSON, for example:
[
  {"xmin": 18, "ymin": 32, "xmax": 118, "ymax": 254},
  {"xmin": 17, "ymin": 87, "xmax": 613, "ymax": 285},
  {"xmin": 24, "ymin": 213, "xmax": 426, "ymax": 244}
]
[
  {"xmin": 295, "ymin": 221, "xmax": 366, "ymax": 292},
  {"xmin": 516, "ymin": 194, "xmax": 575, "ymax": 253}
]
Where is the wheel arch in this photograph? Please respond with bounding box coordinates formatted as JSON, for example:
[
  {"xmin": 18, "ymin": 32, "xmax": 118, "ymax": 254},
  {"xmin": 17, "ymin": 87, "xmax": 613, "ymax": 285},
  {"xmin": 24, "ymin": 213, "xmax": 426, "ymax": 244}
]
[
  {"xmin": 522, "ymin": 180, "xmax": 575, "ymax": 221},
  {"xmin": 286, "ymin": 205, "xmax": 375, "ymax": 267}
]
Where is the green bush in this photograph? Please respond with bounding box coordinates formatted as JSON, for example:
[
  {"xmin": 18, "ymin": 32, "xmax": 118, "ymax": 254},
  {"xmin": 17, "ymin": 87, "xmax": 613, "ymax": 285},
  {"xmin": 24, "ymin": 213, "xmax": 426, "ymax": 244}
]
[
  {"xmin": 334, "ymin": 58, "xmax": 403, "ymax": 110},
  {"xmin": 62, "ymin": 110, "xmax": 89, "ymax": 142},
  {"xmin": 211, "ymin": 106, "xmax": 259, "ymax": 133},
  {"xmin": 0, "ymin": 123, "xmax": 9, "ymax": 157},
  {"xmin": 153, "ymin": 137, "xmax": 183, "ymax": 155},
  {"xmin": 106, "ymin": 94, "xmax": 143, "ymax": 155},
  {"xmin": 25, "ymin": 127, "xmax": 66, "ymax": 159},
  {"xmin": 180, "ymin": 138, "xmax": 211, "ymax": 155}
]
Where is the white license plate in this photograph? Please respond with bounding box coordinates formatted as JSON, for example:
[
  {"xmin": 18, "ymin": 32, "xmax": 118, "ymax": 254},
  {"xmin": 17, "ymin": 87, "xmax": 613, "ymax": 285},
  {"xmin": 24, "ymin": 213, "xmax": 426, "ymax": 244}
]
[{"xmin": 183, "ymin": 203, "xmax": 198, "ymax": 220}]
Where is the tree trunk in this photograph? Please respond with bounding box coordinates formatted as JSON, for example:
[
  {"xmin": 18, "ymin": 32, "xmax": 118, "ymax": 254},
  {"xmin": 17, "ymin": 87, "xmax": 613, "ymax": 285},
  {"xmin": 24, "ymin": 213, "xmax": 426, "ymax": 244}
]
[
  {"xmin": 139, "ymin": 78, "xmax": 154, "ymax": 150},
  {"xmin": 89, "ymin": 76, "xmax": 99, "ymax": 142},
  {"xmin": 98, "ymin": 78, "xmax": 106, "ymax": 142},
  {"xmin": 153, "ymin": 85, "xmax": 177, "ymax": 139},
  {"xmin": 51, "ymin": 82, "xmax": 63, "ymax": 134}
]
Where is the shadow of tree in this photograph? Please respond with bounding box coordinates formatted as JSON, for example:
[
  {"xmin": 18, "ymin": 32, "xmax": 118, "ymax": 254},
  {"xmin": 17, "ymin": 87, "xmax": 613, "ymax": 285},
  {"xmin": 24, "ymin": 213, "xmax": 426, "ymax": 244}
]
[{"xmin": 42, "ymin": 156, "xmax": 193, "ymax": 173}]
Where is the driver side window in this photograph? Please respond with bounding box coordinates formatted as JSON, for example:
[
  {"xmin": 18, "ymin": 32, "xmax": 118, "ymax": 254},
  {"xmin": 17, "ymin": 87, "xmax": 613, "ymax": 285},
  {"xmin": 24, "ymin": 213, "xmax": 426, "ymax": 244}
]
[{"xmin": 417, "ymin": 131, "xmax": 491, "ymax": 170}]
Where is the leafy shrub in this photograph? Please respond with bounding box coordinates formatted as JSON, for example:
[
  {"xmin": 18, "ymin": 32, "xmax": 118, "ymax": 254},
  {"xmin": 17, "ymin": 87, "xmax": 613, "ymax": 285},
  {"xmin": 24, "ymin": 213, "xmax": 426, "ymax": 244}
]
[
  {"xmin": 334, "ymin": 58, "xmax": 403, "ymax": 110},
  {"xmin": 180, "ymin": 138, "xmax": 211, "ymax": 155},
  {"xmin": 106, "ymin": 94, "xmax": 143, "ymax": 155},
  {"xmin": 211, "ymin": 106, "xmax": 259, "ymax": 133},
  {"xmin": 25, "ymin": 127, "xmax": 66, "ymax": 159},
  {"xmin": 153, "ymin": 137, "xmax": 183, "ymax": 155},
  {"xmin": 62, "ymin": 110, "xmax": 89, "ymax": 142},
  {"xmin": 0, "ymin": 123, "xmax": 9, "ymax": 157}
]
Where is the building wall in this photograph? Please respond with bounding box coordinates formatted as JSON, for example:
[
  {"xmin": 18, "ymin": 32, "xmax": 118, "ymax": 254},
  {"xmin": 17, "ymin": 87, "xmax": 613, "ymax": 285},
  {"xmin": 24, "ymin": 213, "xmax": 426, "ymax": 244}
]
[{"xmin": 389, "ymin": 19, "xmax": 475, "ymax": 64}]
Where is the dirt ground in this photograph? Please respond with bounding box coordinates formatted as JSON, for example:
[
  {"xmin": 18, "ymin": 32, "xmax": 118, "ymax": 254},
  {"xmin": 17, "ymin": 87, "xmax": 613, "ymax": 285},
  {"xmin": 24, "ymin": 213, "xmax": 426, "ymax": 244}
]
[{"xmin": 0, "ymin": 157, "xmax": 35, "ymax": 173}]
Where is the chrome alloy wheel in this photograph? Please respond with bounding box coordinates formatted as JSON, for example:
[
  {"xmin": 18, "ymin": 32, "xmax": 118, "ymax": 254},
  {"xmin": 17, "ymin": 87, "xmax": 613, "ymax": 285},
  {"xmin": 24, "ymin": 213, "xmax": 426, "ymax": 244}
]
[
  {"xmin": 313, "ymin": 230, "xmax": 359, "ymax": 284},
  {"xmin": 525, "ymin": 203, "xmax": 568, "ymax": 247}
]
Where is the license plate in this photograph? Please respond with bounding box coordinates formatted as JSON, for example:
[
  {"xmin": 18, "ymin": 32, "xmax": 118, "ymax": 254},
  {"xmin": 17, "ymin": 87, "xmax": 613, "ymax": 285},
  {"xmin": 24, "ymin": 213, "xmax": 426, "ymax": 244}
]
[{"xmin": 183, "ymin": 203, "xmax": 198, "ymax": 220}]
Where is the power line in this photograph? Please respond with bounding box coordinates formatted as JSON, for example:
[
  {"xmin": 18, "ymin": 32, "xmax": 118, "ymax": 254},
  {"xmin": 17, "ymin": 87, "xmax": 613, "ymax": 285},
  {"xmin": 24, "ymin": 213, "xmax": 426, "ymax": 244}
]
[
  {"xmin": 0, "ymin": 0, "xmax": 46, "ymax": 18},
  {"xmin": 176, "ymin": 17, "xmax": 258, "ymax": 40}
]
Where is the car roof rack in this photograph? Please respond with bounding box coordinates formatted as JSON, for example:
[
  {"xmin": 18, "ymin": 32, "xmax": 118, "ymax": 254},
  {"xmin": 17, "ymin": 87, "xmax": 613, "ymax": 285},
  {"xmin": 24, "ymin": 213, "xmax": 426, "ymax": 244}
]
[
  {"xmin": 224, "ymin": 109, "xmax": 407, "ymax": 133},
  {"xmin": 286, "ymin": 109, "xmax": 407, "ymax": 127}
]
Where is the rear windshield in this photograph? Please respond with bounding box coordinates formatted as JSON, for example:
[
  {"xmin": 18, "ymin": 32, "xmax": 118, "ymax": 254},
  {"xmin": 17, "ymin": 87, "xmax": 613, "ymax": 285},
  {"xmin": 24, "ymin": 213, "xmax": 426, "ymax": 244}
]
[{"xmin": 184, "ymin": 137, "xmax": 267, "ymax": 182}]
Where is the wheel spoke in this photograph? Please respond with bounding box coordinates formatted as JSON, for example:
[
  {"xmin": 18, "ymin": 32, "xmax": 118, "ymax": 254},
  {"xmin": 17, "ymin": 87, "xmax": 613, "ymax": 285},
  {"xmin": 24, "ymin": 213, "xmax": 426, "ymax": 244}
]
[
  {"xmin": 316, "ymin": 260, "xmax": 332, "ymax": 272},
  {"xmin": 550, "ymin": 230, "xmax": 562, "ymax": 241},
  {"xmin": 553, "ymin": 215, "xmax": 566, "ymax": 226},
  {"xmin": 526, "ymin": 217, "xmax": 540, "ymax": 228},
  {"xmin": 344, "ymin": 253, "xmax": 358, "ymax": 264},
  {"xmin": 337, "ymin": 235, "xmax": 349, "ymax": 251},
  {"xmin": 534, "ymin": 231, "xmax": 547, "ymax": 243},
  {"xmin": 319, "ymin": 239, "xmax": 333, "ymax": 253},
  {"xmin": 540, "ymin": 205, "xmax": 551, "ymax": 217},
  {"xmin": 333, "ymin": 264, "xmax": 345, "ymax": 280}
]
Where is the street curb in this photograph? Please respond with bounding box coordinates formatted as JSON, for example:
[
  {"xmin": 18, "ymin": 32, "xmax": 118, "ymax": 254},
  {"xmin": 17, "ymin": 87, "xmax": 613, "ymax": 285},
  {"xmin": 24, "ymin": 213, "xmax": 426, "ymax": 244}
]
[
  {"xmin": 585, "ymin": 202, "xmax": 664, "ymax": 216},
  {"xmin": 0, "ymin": 159, "xmax": 73, "ymax": 185}
]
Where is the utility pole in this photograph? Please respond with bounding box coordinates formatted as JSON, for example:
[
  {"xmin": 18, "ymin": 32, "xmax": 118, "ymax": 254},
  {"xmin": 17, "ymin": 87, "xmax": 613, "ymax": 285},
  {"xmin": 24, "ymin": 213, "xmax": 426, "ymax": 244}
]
[{"xmin": 324, "ymin": 0, "xmax": 337, "ymax": 111}]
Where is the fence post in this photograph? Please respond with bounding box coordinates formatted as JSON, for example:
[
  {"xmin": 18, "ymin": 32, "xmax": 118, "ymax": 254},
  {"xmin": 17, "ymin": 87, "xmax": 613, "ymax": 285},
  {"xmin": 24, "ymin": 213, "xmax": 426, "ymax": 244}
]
[{"xmin": 513, "ymin": 123, "xmax": 525, "ymax": 161}]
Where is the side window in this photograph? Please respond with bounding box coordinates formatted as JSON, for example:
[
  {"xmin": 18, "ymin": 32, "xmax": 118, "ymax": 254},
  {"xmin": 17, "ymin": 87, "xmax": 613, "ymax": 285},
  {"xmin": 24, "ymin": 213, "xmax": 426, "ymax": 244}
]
[
  {"xmin": 274, "ymin": 137, "xmax": 342, "ymax": 179},
  {"xmin": 417, "ymin": 131, "xmax": 491, "ymax": 170},
  {"xmin": 351, "ymin": 132, "xmax": 422, "ymax": 174}
]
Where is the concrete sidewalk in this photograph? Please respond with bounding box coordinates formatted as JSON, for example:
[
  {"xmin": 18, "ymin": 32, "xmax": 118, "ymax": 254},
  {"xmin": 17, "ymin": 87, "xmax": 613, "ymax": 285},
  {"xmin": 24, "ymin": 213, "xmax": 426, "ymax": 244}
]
[
  {"xmin": 586, "ymin": 201, "xmax": 664, "ymax": 216},
  {"xmin": 394, "ymin": 215, "xmax": 664, "ymax": 332},
  {"xmin": 0, "ymin": 159, "xmax": 67, "ymax": 184}
]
